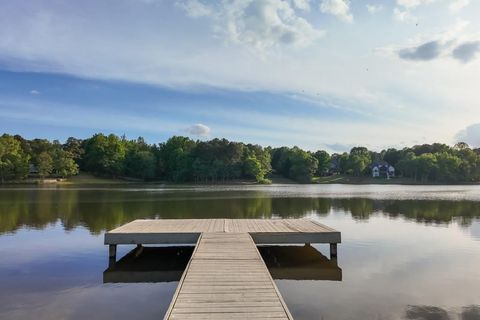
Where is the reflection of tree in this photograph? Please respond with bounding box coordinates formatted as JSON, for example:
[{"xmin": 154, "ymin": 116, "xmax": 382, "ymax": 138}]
[
  {"xmin": 333, "ymin": 198, "xmax": 375, "ymax": 220},
  {"xmin": 462, "ymin": 305, "xmax": 480, "ymax": 320},
  {"xmin": 379, "ymin": 200, "xmax": 480, "ymax": 225},
  {"xmin": 1, "ymin": 189, "xmax": 479, "ymax": 234},
  {"xmin": 405, "ymin": 305, "xmax": 480, "ymax": 320},
  {"xmin": 406, "ymin": 305, "xmax": 450, "ymax": 320},
  {"xmin": 272, "ymin": 197, "xmax": 331, "ymax": 218}
]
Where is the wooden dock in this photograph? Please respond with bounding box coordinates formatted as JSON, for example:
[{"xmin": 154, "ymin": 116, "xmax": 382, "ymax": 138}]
[
  {"xmin": 165, "ymin": 233, "xmax": 293, "ymax": 319},
  {"xmin": 103, "ymin": 245, "xmax": 342, "ymax": 283},
  {"xmin": 104, "ymin": 218, "xmax": 341, "ymax": 320}
]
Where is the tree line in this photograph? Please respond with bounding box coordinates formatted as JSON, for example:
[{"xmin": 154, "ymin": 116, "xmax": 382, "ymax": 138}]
[
  {"xmin": 329, "ymin": 143, "xmax": 480, "ymax": 183},
  {"xmin": 1, "ymin": 133, "xmax": 480, "ymax": 183},
  {"xmin": 2, "ymin": 188, "xmax": 479, "ymax": 234}
]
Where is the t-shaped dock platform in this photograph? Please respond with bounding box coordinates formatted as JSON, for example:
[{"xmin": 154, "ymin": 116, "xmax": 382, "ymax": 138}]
[{"xmin": 105, "ymin": 218, "xmax": 341, "ymax": 320}]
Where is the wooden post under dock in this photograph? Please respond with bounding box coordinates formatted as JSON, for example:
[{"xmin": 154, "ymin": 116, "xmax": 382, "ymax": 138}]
[{"xmin": 104, "ymin": 218, "xmax": 341, "ymax": 319}]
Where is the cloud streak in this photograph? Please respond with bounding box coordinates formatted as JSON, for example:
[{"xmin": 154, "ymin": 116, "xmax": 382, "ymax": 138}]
[
  {"xmin": 449, "ymin": 0, "xmax": 471, "ymax": 12},
  {"xmin": 186, "ymin": 123, "xmax": 211, "ymax": 136},
  {"xmin": 366, "ymin": 4, "xmax": 383, "ymax": 14},
  {"xmin": 398, "ymin": 41, "xmax": 442, "ymax": 61},
  {"xmin": 398, "ymin": 40, "xmax": 480, "ymax": 63},
  {"xmin": 452, "ymin": 41, "xmax": 480, "ymax": 63}
]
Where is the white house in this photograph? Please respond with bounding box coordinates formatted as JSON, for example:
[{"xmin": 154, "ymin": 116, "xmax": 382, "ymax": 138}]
[{"xmin": 371, "ymin": 161, "xmax": 395, "ymax": 178}]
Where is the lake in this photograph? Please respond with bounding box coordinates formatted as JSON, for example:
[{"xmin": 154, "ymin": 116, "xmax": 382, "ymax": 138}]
[{"xmin": 0, "ymin": 184, "xmax": 479, "ymax": 320}]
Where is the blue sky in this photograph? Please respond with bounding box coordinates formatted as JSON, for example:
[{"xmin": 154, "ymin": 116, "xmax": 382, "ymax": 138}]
[{"xmin": 1, "ymin": 0, "xmax": 480, "ymax": 151}]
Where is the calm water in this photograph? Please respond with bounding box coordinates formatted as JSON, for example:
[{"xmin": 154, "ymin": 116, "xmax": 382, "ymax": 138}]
[{"xmin": 1, "ymin": 184, "xmax": 479, "ymax": 320}]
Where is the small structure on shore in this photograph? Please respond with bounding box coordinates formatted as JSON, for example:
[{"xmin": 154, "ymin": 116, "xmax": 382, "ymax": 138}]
[
  {"xmin": 371, "ymin": 160, "xmax": 395, "ymax": 178},
  {"xmin": 28, "ymin": 164, "xmax": 39, "ymax": 175}
]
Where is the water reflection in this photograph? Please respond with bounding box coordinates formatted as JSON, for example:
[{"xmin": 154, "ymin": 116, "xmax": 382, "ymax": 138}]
[
  {"xmin": 0, "ymin": 185, "xmax": 479, "ymax": 320},
  {"xmin": 104, "ymin": 246, "xmax": 193, "ymax": 283},
  {"xmin": 406, "ymin": 305, "xmax": 480, "ymax": 320},
  {"xmin": 259, "ymin": 245, "xmax": 342, "ymax": 281},
  {"xmin": 1, "ymin": 188, "xmax": 480, "ymax": 234},
  {"xmin": 103, "ymin": 245, "xmax": 342, "ymax": 283},
  {"xmin": 406, "ymin": 305, "xmax": 450, "ymax": 320},
  {"xmin": 462, "ymin": 306, "xmax": 480, "ymax": 320}
]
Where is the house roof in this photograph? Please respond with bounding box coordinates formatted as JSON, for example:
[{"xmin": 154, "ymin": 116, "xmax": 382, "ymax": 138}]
[{"xmin": 370, "ymin": 160, "xmax": 392, "ymax": 168}]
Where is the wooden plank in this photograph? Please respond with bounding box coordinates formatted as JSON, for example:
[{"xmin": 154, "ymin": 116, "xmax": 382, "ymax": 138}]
[
  {"xmin": 164, "ymin": 232, "xmax": 293, "ymax": 320},
  {"xmin": 105, "ymin": 218, "xmax": 341, "ymax": 245}
]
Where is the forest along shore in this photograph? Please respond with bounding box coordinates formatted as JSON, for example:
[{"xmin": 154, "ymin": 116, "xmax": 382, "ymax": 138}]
[{"xmin": 1, "ymin": 133, "xmax": 480, "ymax": 185}]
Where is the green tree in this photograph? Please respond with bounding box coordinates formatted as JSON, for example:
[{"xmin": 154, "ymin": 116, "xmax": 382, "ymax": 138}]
[
  {"xmin": 63, "ymin": 137, "xmax": 84, "ymax": 162},
  {"xmin": 0, "ymin": 134, "xmax": 30, "ymax": 182},
  {"xmin": 37, "ymin": 151, "xmax": 53, "ymax": 178},
  {"xmin": 243, "ymin": 156, "xmax": 270, "ymax": 183},
  {"xmin": 29, "ymin": 139, "xmax": 53, "ymax": 165},
  {"xmin": 314, "ymin": 150, "xmax": 330, "ymax": 175},
  {"xmin": 416, "ymin": 153, "xmax": 438, "ymax": 182},
  {"xmin": 83, "ymin": 134, "xmax": 126, "ymax": 177},
  {"xmin": 159, "ymin": 136, "xmax": 196, "ymax": 182},
  {"xmin": 52, "ymin": 148, "xmax": 79, "ymax": 178},
  {"xmin": 383, "ymin": 148, "xmax": 403, "ymax": 166},
  {"xmin": 124, "ymin": 150, "xmax": 155, "ymax": 180},
  {"xmin": 289, "ymin": 148, "xmax": 318, "ymax": 183},
  {"xmin": 435, "ymin": 152, "xmax": 461, "ymax": 182},
  {"xmin": 271, "ymin": 147, "xmax": 292, "ymax": 176},
  {"xmin": 454, "ymin": 142, "xmax": 469, "ymax": 150}
]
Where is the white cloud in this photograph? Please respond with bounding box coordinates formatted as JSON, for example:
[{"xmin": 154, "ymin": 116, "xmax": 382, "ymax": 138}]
[
  {"xmin": 325, "ymin": 142, "xmax": 355, "ymax": 153},
  {"xmin": 394, "ymin": 0, "xmax": 435, "ymax": 22},
  {"xmin": 449, "ymin": 0, "xmax": 470, "ymax": 12},
  {"xmin": 320, "ymin": 0, "xmax": 353, "ymax": 23},
  {"xmin": 456, "ymin": 123, "xmax": 480, "ymax": 147},
  {"xmin": 176, "ymin": 0, "xmax": 212, "ymax": 17},
  {"xmin": 29, "ymin": 90, "xmax": 40, "ymax": 95},
  {"xmin": 393, "ymin": 7, "xmax": 414, "ymax": 21},
  {"xmin": 0, "ymin": 0, "xmax": 479, "ymax": 148},
  {"xmin": 186, "ymin": 123, "xmax": 211, "ymax": 136},
  {"xmin": 366, "ymin": 4, "xmax": 383, "ymax": 14},
  {"xmin": 396, "ymin": 0, "xmax": 435, "ymax": 9},
  {"xmin": 392, "ymin": 0, "xmax": 470, "ymax": 21},
  {"xmin": 292, "ymin": 0, "xmax": 311, "ymax": 11},
  {"xmin": 176, "ymin": 0, "xmax": 324, "ymax": 50}
]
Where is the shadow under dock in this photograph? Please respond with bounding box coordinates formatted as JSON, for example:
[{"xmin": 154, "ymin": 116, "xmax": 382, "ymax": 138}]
[{"xmin": 104, "ymin": 244, "xmax": 342, "ymax": 283}]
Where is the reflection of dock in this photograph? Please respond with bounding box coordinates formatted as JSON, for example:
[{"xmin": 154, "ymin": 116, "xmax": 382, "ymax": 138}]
[
  {"xmin": 103, "ymin": 246, "xmax": 193, "ymax": 283},
  {"xmin": 260, "ymin": 245, "xmax": 342, "ymax": 281},
  {"xmin": 104, "ymin": 219, "xmax": 341, "ymax": 320},
  {"xmin": 104, "ymin": 245, "xmax": 342, "ymax": 283}
]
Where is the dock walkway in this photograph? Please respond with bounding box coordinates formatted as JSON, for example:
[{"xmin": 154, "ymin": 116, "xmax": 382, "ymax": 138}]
[
  {"xmin": 104, "ymin": 219, "xmax": 341, "ymax": 320},
  {"xmin": 164, "ymin": 232, "xmax": 292, "ymax": 319}
]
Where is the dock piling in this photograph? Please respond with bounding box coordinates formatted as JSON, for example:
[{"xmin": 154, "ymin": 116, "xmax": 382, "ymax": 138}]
[
  {"xmin": 330, "ymin": 243, "xmax": 337, "ymax": 259},
  {"xmin": 134, "ymin": 244, "xmax": 143, "ymax": 257},
  {"xmin": 109, "ymin": 244, "xmax": 117, "ymax": 260}
]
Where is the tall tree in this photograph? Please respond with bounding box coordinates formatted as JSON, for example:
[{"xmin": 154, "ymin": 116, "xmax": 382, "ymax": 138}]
[
  {"xmin": 314, "ymin": 150, "xmax": 330, "ymax": 175},
  {"xmin": 52, "ymin": 147, "xmax": 79, "ymax": 178},
  {"xmin": 63, "ymin": 137, "xmax": 84, "ymax": 161},
  {"xmin": 159, "ymin": 136, "xmax": 196, "ymax": 182},
  {"xmin": 124, "ymin": 150, "xmax": 155, "ymax": 180},
  {"xmin": 37, "ymin": 152, "xmax": 53, "ymax": 178},
  {"xmin": 0, "ymin": 134, "xmax": 29, "ymax": 182},
  {"xmin": 83, "ymin": 134, "xmax": 126, "ymax": 177}
]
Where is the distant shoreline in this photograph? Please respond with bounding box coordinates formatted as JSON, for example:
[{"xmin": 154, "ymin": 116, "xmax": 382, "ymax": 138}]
[{"xmin": 1, "ymin": 173, "xmax": 479, "ymax": 186}]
